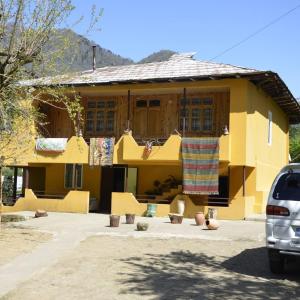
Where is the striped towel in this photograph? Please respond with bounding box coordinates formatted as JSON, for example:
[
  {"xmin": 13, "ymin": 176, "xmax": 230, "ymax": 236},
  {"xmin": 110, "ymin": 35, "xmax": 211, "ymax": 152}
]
[
  {"xmin": 89, "ymin": 137, "xmax": 115, "ymax": 166},
  {"xmin": 182, "ymin": 137, "xmax": 219, "ymax": 195}
]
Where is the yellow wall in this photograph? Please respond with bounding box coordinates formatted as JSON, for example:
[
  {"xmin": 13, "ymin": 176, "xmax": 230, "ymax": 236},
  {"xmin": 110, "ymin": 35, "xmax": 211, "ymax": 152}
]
[
  {"xmin": 3, "ymin": 78, "xmax": 291, "ymax": 219},
  {"xmin": 43, "ymin": 164, "xmax": 101, "ymax": 205},
  {"xmin": 136, "ymin": 165, "xmax": 182, "ymax": 194},
  {"xmin": 2, "ymin": 189, "xmax": 89, "ymax": 214},
  {"xmin": 111, "ymin": 192, "xmax": 170, "ymax": 217}
]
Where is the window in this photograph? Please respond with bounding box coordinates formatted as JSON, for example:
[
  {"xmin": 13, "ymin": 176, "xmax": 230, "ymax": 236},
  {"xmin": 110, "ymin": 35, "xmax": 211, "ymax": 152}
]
[
  {"xmin": 179, "ymin": 97, "xmax": 214, "ymax": 133},
  {"xmin": 273, "ymin": 173, "xmax": 300, "ymax": 201},
  {"xmin": 268, "ymin": 111, "xmax": 272, "ymax": 145},
  {"xmin": 85, "ymin": 100, "xmax": 116, "ymax": 135},
  {"xmin": 64, "ymin": 164, "xmax": 83, "ymax": 189}
]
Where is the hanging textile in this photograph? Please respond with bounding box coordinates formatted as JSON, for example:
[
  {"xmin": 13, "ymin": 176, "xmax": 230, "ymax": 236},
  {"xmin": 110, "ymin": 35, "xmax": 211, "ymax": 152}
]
[
  {"xmin": 35, "ymin": 138, "xmax": 68, "ymax": 152},
  {"xmin": 89, "ymin": 137, "xmax": 115, "ymax": 166},
  {"xmin": 182, "ymin": 137, "xmax": 219, "ymax": 195}
]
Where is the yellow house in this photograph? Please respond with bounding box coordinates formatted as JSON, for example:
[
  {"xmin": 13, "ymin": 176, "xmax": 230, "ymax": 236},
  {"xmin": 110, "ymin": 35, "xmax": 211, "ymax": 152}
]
[{"xmin": 3, "ymin": 53, "xmax": 300, "ymax": 219}]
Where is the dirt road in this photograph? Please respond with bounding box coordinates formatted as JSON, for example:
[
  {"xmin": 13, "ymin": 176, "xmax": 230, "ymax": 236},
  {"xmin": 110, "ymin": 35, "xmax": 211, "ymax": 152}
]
[{"xmin": 2, "ymin": 235, "xmax": 300, "ymax": 300}]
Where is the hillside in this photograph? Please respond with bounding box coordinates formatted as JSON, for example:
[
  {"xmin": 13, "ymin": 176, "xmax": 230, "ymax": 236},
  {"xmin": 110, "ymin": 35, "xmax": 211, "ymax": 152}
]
[
  {"xmin": 138, "ymin": 50, "xmax": 177, "ymax": 64},
  {"xmin": 39, "ymin": 29, "xmax": 176, "ymax": 75}
]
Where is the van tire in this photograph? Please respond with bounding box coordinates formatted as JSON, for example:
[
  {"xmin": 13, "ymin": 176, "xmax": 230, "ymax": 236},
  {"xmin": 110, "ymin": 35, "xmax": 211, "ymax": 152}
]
[{"xmin": 268, "ymin": 249, "xmax": 284, "ymax": 274}]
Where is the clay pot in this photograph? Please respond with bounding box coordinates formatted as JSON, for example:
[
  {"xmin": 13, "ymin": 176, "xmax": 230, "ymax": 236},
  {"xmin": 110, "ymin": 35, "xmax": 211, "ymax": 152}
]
[
  {"xmin": 35, "ymin": 209, "xmax": 48, "ymax": 218},
  {"xmin": 206, "ymin": 219, "xmax": 219, "ymax": 230},
  {"xmin": 125, "ymin": 214, "xmax": 135, "ymax": 224},
  {"xmin": 110, "ymin": 215, "xmax": 120, "ymax": 227},
  {"xmin": 168, "ymin": 213, "xmax": 183, "ymax": 224},
  {"xmin": 137, "ymin": 222, "xmax": 149, "ymax": 231},
  {"xmin": 194, "ymin": 212, "xmax": 205, "ymax": 226}
]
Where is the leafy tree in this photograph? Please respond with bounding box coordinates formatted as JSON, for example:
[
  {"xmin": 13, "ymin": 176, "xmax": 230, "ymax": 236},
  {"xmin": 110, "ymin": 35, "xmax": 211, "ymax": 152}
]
[
  {"xmin": 289, "ymin": 124, "xmax": 300, "ymax": 162},
  {"xmin": 0, "ymin": 0, "xmax": 101, "ymax": 220}
]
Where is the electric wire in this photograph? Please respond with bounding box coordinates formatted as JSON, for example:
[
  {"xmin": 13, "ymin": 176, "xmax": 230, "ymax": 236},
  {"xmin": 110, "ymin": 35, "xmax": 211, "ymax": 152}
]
[{"xmin": 209, "ymin": 2, "xmax": 300, "ymax": 61}]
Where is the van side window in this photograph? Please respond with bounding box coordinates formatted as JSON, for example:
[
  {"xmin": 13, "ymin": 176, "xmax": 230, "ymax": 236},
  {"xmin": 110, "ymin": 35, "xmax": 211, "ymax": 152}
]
[{"xmin": 273, "ymin": 173, "xmax": 300, "ymax": 201}]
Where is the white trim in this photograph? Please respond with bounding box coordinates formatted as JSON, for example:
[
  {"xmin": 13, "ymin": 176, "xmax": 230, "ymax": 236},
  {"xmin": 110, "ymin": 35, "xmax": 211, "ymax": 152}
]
[{"xmin": 268, "ymin": 111, "xmax": 272, "ymax": 146}]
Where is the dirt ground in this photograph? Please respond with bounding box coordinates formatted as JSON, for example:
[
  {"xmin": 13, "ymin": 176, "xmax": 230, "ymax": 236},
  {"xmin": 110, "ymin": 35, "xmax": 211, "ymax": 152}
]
[
  {"xmin": 0, "ymin": 225, "xmax": 51, "ymax": 267},
  {"xmin": 2, "ymin": 235, "xmax": 300, "ymax": 300}
]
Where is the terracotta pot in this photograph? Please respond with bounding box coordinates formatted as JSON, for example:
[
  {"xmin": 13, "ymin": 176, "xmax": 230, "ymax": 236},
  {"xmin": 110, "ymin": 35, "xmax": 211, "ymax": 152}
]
[
  {"xmin": 194, "ymin": 212, "xmax": 205, "ymax": 226},
  {"xmin": 168, "ymin": 213, "xmax": 183, "ymax": 224},
  {"xmin": 206, "ymin": 219, "xmax": 219, "ymax": 230},
  {"xmin": 125, "ymin": 213, "xmax": 135, "ymax": 224},
  {"xmin": 110, "ymin": 215, "xmax": 120, "ymax": 227}
]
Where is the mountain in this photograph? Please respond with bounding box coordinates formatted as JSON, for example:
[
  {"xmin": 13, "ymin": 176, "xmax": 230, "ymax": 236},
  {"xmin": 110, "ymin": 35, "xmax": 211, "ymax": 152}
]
[
  {"xmin": 138, "ymin": 50, "xmax": 177, "ymax": 64},
  {"xmin": 39, "ymin": 29, "xmax": 175, "ymax": 75},
  {"xmin": 40, "ymin": 29, "xmax": 134, "ymax": 75}
]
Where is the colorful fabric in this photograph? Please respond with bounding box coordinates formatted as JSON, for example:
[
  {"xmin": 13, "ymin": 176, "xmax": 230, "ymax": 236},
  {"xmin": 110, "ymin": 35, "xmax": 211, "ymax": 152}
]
[
  {"xmin": 89, "ymin": 137, "xmax": 115, "ymax": 166},
  {"xmin": 182, "ymin": 137, "xmax": 219, "ymax": 195},
  {"xmin": 35, "ymin": 138, "xmax": 68, "ymax": 152}
]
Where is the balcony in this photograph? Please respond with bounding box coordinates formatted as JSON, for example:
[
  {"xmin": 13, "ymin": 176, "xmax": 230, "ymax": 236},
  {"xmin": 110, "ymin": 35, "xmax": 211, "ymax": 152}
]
[{"xmin": 113, "ymin": 133, "xmax": 230, "ymax": 165}]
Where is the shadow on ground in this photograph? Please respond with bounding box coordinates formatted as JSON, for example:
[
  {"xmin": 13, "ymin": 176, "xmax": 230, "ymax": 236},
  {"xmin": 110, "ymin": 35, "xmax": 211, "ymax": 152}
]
[{"xmin": 119, "ymin": 247, "xmax": 300, "ymax": 299}]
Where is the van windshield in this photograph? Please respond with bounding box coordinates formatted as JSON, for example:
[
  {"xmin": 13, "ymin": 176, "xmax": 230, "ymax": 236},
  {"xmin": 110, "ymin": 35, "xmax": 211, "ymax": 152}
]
[{"xmin": 273, "ymin": 173, "xmax": 300, "ymax": 201}]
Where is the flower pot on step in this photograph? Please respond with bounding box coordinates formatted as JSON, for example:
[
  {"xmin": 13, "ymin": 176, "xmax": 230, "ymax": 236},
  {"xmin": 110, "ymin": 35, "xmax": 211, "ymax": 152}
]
[
  {"xmin": 125, "ymin": 214, "xmax": 135, "ymax": 224},
  {"xmin": 110, "ymin": 215, "xmax": 120, "ymax": 227},
  {"xmin": 194, "ymin": 212, "xmax": 205, "ymax": 226}
]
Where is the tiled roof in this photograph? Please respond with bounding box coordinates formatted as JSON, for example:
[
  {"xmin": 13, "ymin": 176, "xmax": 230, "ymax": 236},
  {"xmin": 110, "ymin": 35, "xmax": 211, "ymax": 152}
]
[
  {"xmin": 28, "ymin": 53, "xmax": 261, "ymax": 86},
  {"xmin": 24, "ymin": 52, "xmax": 300, "ymax": 124}
]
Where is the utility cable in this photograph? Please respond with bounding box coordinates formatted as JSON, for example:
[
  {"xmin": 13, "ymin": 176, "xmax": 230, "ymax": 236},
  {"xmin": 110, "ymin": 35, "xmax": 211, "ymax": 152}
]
[{"xmin": 209, "ymin": 2, "xmax": 300, "ymax": 61}]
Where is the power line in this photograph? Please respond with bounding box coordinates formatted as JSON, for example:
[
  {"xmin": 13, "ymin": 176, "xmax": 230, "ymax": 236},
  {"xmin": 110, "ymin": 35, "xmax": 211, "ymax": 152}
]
[{"xmin": 209, "ymin": 3, "xmax": 300, "ymax": 61}]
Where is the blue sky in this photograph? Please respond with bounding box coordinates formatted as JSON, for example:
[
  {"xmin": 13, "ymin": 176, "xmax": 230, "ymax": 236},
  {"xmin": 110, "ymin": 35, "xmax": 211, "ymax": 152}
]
[{"xmin": 67, "ymin": 0, "xmax": 300, "ymax": 97}]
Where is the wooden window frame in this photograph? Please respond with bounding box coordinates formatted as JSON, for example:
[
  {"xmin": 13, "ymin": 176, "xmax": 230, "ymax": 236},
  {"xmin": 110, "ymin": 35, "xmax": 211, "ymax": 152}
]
[
  {"xmin": 64, "ymin": 164, "xmax": 83, "ymax": 189},
  {"xmin": 179, "ymin": 95, "xmax": 216, "ymax": 135},
  {"xmin": 84, "ymin": 99, "xmax": 117, "ymax": 137}
]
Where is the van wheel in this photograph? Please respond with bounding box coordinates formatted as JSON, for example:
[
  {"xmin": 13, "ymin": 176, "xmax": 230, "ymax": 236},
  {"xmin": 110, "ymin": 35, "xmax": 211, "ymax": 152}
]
[{"xmin": 268, "ymin": 249, "xmax": 284, "ymax": 274}]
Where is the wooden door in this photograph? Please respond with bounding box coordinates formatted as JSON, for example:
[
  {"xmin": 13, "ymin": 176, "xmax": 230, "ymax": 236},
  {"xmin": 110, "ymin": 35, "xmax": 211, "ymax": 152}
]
[
  {"xmin": 133, "ymin": 99, "xmax": 162, "ymax": 138},
  {"xmin": 148, "ymin": 100, "xmax": 161, "ymax": 137}
]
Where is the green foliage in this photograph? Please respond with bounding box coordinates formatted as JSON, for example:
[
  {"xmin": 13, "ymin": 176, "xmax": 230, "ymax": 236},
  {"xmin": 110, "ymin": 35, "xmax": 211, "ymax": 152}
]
[
  {"xmin": 290, "ymin": 124, "xmax": 300, "ymax": 162},
  {"xmin": 138, "ymin": 50, "xmax": 177, "ymax": 64},
  {"xmin": 145, "ymin": 175, "xmax": 182, "ymax": 195}
]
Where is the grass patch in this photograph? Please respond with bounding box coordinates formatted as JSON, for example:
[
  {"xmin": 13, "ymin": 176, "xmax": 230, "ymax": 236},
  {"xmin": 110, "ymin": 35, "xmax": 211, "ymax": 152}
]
[{"xmin": 1, "ymin": 214, "xmax": 26, "ymax": 223}]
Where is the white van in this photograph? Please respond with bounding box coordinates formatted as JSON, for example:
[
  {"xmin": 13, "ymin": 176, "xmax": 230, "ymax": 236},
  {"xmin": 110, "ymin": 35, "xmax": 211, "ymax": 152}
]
[{"xmin": 266, "ymin": 164, "xmax": 300, "ymax": 273}]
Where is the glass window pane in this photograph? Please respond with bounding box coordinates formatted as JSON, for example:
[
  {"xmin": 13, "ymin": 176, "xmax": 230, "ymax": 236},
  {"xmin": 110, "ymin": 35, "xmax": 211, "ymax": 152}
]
[
  {"xmin": 179, "ymin": 118, "xmax": 189, "ymax": 131},
  {"xmin": 191, "ymin": 119, "xmax": 201, "ymax": 131},
  {"xmin": 180, "ymin": 109, "xmax": 188, "ymax": 117},
  {"xmin": 75, "ymin": 164, "xmax": 83, "ymax": 189},
  {"xmin": 192, "ymin": 109, "xmax": 200, "ymax": 117},
  {"xmin": 96, "ymin": 120, "xmax": 105, "ymax": 132},
  {"xmin": 107, "ymin": 101, "xmax": 116, "ymax": 108},
  {"xmin": 202, "ymin": 98, "xmax": 213, "ymax": 105},
  {"xmin": 203, "ymin": 108, "xmax": 213, "ymax": 131},
  {"xmin": 106, "ymin": 111, "xmax": 114, "ymax": 131},
  {"xmin": 191, "ymin": 98, "xmax": 201, "ymax": 105},
  {"xmin": 85, "ymin": 120, "xmax": 94, "ymax": 132},
  {"xmin": 65, "ymin": 164, "xmax": 74, "ymax": 189},
  {"xmin": 97, "ymin": 101, "xmax": 105, "ymax": 108},
  {"xmin": 87, "ymin": 101, "xmax": 96, "ymax": 109},
  {"xmin": 149, "ymin": 100, "xmax": 160, "ymax": 107},
  {"xmin": 273, "ymin": 173, "xmax": 300, "ymax": 201},
  {"xmin": 136, "ymin": 100, "xmax": 147, "ymax": 107},
  {"xmin": 86, "ymin": 111, "xmax": 94, "ymax": 119},
  {"xmin": 96, "ymin": 111, "xmax": 104, "ymax": 119},
  {"xmin": 180, "ymin": 98, "xmax": 189, "ymax": 106}
]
